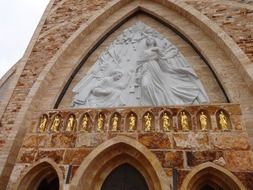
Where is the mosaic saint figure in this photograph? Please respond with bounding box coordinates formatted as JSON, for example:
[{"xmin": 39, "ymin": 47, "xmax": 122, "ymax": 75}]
[
  {"xmin": 66, "ymin": 115, "xmax": 75, "ymax": 132},
  {"xmin": 162, "ymin": 112, "xmax": 170, "ymax": 132},
  {"xmin": 144, "ymin": 113, "xmax": 152, "ymax": 132},
  {"xmin": 111, "ymin": 114, "xmax": 119, "ymax": 131},
  {"xmin": 97, "ymin": 114, "xmax": 104, "ymax": 132},
  {"xmin": 51, "ymin": 115, "xmax": 61, "ymax": 132},
  {"xmin": 180, "ymin": 111, "xmax": 189, "ymax": 131},
  {"xmin": 199, "ymin": 112, "xmax": 208, "ymax": 131},
  {"xmin": 39, "ymin": 115, "xmax": 47, "ymax": 133},
  {"xmin": 129, "ymin": 113, "xmax": 136, "ymax": 132},
  {"xmin": 219, "ymin": 111, "xmax": 229, "ymax": 131},
  {"xmin": 80, "ymin": 114, "xmax": 89, "ymax": 132}
]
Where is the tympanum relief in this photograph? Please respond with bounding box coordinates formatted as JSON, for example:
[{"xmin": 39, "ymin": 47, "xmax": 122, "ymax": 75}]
[{"xmin": 72, "ymin": 22, "xmax": 209, "ymax": 108}]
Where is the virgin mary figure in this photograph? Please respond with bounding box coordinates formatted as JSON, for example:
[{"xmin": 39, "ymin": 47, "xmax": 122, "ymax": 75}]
[{"xmin": 136, "ymin": 37, "xmax": 209, "ymax": 106}]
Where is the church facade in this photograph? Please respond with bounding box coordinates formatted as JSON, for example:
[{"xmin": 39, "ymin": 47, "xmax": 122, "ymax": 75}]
[{"xmin": 0, "ymin": 0, "xmax": 253, "ymax": 189}]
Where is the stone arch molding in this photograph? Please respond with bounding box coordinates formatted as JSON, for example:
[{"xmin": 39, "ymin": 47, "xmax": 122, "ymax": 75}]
[
  {"xmin": 2, "ymin": 0, "xmax": 252, "ymax": 189},
  {"xmin": 181, "ymin": 162, "xmax": 246, "ymax": 190},
  {"xmin": 27, "ymin": 0, "xmax": 252, "ymax": 111},
  {"xmin": 70, "ymin": 136, "xmax": 172, "ymax": 190},
  {"xmin": 13, "ymin": 158, "xmax": 64, "ymax": 190}
]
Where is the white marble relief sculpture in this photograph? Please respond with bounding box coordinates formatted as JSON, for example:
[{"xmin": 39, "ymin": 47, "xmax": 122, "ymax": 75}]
[{"xmin": 72, "ymin": 22, "xmax": 209, "ymax": 108}]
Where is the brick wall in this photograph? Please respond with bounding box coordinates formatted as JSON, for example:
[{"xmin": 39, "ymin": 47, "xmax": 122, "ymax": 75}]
[
  {"xmin": 1, "ymin": 0, "xmax": 253, "ymax": 189},
  {"xmin": 185, "ymin": 0, "xmax": 253, "ymax": 65}
]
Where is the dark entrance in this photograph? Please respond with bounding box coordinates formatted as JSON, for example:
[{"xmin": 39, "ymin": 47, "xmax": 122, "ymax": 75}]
[
  {"xmin": 37, "ymin": 175, "xmax": 59, "ymax": 190},
  {"xmin": 200, "ymin": 184, "xmax": 224, "ymax": 190},
  {"xmin": 101, "ymin": 163, "xmax": 149, "ymax": 190}
]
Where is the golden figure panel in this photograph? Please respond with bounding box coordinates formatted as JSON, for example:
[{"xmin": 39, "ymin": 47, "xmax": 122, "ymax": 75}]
[
  {"xmin": 161, "ymin": 112, "xmax": 171, "ymax": 132},
  {"xmin": 38, "ymin": 114, "xmax": 48, "ymax": 133},
  {"xmin": 66, "ymin": 114, "xmax": 76, "ymax": 132},
  {"xmin": 143, "ymin": 112, "xmax": 153, "ymax": 132},
  {"xmin": 179, "ymin": 111, "xmax": 190, "ymax": 131},
  {"xmin": 80, "ymin": 113, "xmax": 90, "ymax": 132},
  {"xmin": 128, "ymin": 113, "xmax": 137, "ymax": 132},
  {"xmin": 111, "ymin": 113, "xmax": 120, "ymax": 132},
  {"xmin": 199, "ymin": 111, "xmax": 208, "ymax": 131},
  {"xmin": 218, "ymin": 110, "xmax": 229, "ymax": 131},
  {"xmin": 51, "ymin": 115, "xmax": 61, "ymax": 132},
  {"xmin": 97, "ymin": 113, "xmax": 105, "ymax": 132}
]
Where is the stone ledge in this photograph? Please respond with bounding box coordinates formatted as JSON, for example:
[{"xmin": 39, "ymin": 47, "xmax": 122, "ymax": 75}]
[{"xmin": 36, "ymin": 103, "xmax": 244, "ymax": 133}]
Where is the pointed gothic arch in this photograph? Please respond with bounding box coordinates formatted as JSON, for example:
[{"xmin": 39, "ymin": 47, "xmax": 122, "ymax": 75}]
[
  {"xmin": 14, "ymin": 158, "xmax": 64, "ymax": 190},
  {"xmin": 50, "ymin": 0, "xmax": 234, "ymax": 109},
  {"xmin": 181, "ymin": 162, "xmax": 246, "ymax": 190},
  {"xmin": 101, "ymin": 163, "xmax": 149, "ymax": 190},
  {"xmin": 2, "ymin": 0, "xmax": 253, "ymax": 189},
  {"xmin": 70, "ymin": 136, "xmax": 172, "ymax": 190}
]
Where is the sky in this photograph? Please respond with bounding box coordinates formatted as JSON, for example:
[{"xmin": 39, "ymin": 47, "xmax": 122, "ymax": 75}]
[{"xmin": 0, "ymin": 0, "xmax": 50, "ymax": 78}]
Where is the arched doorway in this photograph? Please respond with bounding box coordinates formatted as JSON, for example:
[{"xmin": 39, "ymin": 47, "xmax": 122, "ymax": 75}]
[
  {"xmin": 70, "ymin": 136, "xmax": 171, "ymax": 190},
  {"xmin": 14, "ymin": 159, "xmax": 64, "ymax": 190},
  {"xmin": 101, "ymin": 163, "xmax": 149, "ymax": 190},
  {"xmin": 181, "ymin": 162, "xmax": 246, "ymax": 190},
  {"xmin": 37, "ymin": 174, "xmax": 59, "ymax": 190},
  {"xmin": 199, "ymin": 183, "xmax": 223, "ymax": 190}
]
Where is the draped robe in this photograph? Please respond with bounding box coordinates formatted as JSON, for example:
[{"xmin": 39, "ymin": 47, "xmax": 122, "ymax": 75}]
[{"xmin": 137, "ymin": 46, "xmax": 209, "ymax": 106}]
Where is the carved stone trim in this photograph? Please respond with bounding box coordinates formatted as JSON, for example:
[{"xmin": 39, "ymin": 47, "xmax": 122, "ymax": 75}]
[
  {"xmin": 181, "ymin": 162, "xmax": 247, "ymax": 190},
  {"xmin": 70, "ymin": 136, "xmax": 172, "ymax": 190},
  {"xmin": 13, "ymin": 158, "xmax": 64, "ymax": 190}
]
